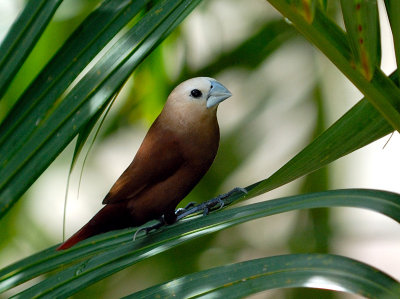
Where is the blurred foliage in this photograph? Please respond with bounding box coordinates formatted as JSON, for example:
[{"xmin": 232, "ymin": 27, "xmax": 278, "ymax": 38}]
[
  {"xmin": 285, "ymin": 84, "xmax": 333, "ymax": 298},
  {"xmin": 0, "ymin": 0, "xmax": 400, "ymax": 298}
]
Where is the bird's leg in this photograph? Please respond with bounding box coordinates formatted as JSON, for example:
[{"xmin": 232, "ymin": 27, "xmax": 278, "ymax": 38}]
[
  {"xmin": 133, "ymin": 203, "xmax": 196, "ymax": 241},
  {"xmin": 134, "ymin": 188, "xmax": 247, "ymax": 240},
  {"xmin": 176, "ymin": 187, "xmax": 247, "ymax": 221},
  {"xmin": 215, "ymin": 187, "xmax": 248, "ymax": 206},
  {"xmin": 133, "ymin": 217, "xmax": 165, "ymax": 240},
  {"xmin": 202, "ymin": 187, "xmax": 248, "ymax": 214},
  {"xmin": 225, "ymin": 186, "xmax": 248, "ymax": 197}
]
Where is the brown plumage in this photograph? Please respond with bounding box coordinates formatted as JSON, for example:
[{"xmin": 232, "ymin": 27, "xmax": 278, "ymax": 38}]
[{"xmin": 57, "ymin": 77, "xmax": 232, "ymax": 250}]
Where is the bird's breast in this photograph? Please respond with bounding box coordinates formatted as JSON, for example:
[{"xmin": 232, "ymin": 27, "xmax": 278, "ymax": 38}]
[
  {"xmin": 180, "ymin": 126, "xmax": 219, "ymax": 168},
  {"xmin": 156, "ymin": 109, "xmax": 220, "ymax": 173}
]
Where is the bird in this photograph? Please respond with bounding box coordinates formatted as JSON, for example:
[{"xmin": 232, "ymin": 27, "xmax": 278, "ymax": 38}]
[{"xmin": 57, "ymin": 77, "xmax": 232, "ymax": 250}]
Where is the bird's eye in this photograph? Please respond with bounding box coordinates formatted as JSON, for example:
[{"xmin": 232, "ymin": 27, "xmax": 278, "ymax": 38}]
[{"xmin": 190, "ymin": 89, "xmax": 202, "ymax": 98}]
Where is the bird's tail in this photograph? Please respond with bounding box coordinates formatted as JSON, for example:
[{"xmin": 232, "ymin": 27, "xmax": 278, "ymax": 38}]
[{"xmin": 57, "ymin": 203, "xmax": 132, "ymax": 250}]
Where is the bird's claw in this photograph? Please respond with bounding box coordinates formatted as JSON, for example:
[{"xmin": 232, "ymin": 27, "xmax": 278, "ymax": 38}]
[
  {"xmin": 201, "ymin": 196, "xmax": 224, "ymax": 216},
  {"xmin": 134, "ymin": 188, "xmax": 247, "ymax": 240},
  {"xmin": 176, "ymin": 187, "xmax": 247, "ymax": 220},
  {"xmin": 133, "ymin": 218, "xmax": 165, "ymax": 240},
  {"xmin": 175, "ymin": 202, "xmax": 197, "ymax": 216},
  {"xmin": 218, "ymin": 187, "xmax": 248, "ymax": 200},
  {"xmin": 207, "ymin": 187, "xmax": 248, "ymax": 211},
  {"xmin": 184, "ymin": 201, "xmax": 197, "ymax": 209},
  {"xmin": 175, "ymin": 197, "xmax": 224, "ymax": 220}
]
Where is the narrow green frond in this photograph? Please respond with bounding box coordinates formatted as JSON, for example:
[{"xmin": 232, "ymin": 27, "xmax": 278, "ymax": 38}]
[
  {"xmin": 0, "ymin": 0, "xmax": 63, "ymax": 98},
  {"xmin": 0, "ymin": 0, "xmax": 203, "ymax": 219},
  {"xmin": 385, "ymin": 0, "xmax": 400, "ymax": 86},
  {"xmin": 1, "ymin": 189, "xmax": 399, "ymax": 296},
  {"xmin": 240, "ymin": 91, "xmax": 393, "ymax": 198},
  {"xmin": 128, "ymin": 254, "xmax": 400, "ymax": 299},
  {"xmin": 340, "ymin": 0, "xmax": 380, "ymax": 80},
  {"xmin": 267, "ymin": 0, "xmax": 400, "ymax": 131}
]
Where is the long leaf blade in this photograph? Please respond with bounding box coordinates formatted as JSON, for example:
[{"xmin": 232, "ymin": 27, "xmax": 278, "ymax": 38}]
[
  {"xmin": 0, "ymin": 0, "xmax": 202, "ymax": 219},
  {"xmin": 340, "ymin": 0, "xmax": 380, "ymax": 80},
  {"xmin": 128, "ymin": 254, "xmax": 400, "ymax": 298},
  {"xmin": 237, "ymin": 92, "xmax": 393, "ymax": 199},
  {"xmin": 0, "ymin": 0, "xmax": 63, "ymax": 98},
  {"xmin": 2, "ymin": 189, "xmax": 399, "ymax": 296},
  {"xmin": 0, "ymin": 0, "xmax": 149, "ymax": 156},
  {"xmin": 267, "ymin": 0, "xmax": 400, "ymax": 132},
  {"xmin": 385, "ymin": 0, "xmax": 400, "ymax": 86}
]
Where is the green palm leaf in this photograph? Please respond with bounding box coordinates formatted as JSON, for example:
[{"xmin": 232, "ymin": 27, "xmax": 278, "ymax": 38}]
[
  {"xmin": 0, "ymin": 0, "xmax": 202, "ymax": 219},
  {"xmin": 385, "ymin": 0, "xmax": 400, "ymax": 86},
  {"xmin": 267, "ymin": 0, "xmax": 400, "ymax": 132},
  {"xmin": 1, "ymin": 1, "xmax": 400, "ymax": 298},
  {"xmin": 247, "ymin": 93, "xmax": 393, "ymax": 199},
  {"xmin": 129, "ymin": 254, "xmax": 400, "ymax": 298},
  {"xmin": 0, "ymin": 0, "xmax": 63, "ymax": 98},
  {"xmin": 1, "ymin": 189, "xmax": 399, "ymax": 296}
]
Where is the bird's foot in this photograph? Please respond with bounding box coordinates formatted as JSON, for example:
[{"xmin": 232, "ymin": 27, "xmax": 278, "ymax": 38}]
[
  {"xmin": 216, "ymin": 187, "xmax": 248, "ymax": 202},
  {"xmin": 134, "ymin": 188, "xmax": 247, "ymax": 240},
  {"xmin": 133, "ymin": 202, "xmax": 197, "ymax": 241},
  {"xmin": 176, "ymin": 187, "xmax": 247, "ymax": 221},
  {"xmin": 175, "ymin": 202, "xmax": 197, "ymax": 216},
  {"xmin": 133, "ymin": 217, "xmax": 165, "ymax": 240}
]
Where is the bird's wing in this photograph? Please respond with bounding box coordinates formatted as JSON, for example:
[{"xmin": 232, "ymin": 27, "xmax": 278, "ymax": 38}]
[{"xmin": 102, "ymin": 121, "xmax": 185, "ymax": 204}]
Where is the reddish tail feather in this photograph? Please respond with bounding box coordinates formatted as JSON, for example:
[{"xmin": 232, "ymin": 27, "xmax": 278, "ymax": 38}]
[{"xmin": 57, "ymin": 203, "xmax": 133, "ymax": 250}]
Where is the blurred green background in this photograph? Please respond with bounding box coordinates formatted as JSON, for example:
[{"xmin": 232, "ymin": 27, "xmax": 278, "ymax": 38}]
[{"xmin": 0, "ymin": 0, "xmax": 399, "ymax": 298}]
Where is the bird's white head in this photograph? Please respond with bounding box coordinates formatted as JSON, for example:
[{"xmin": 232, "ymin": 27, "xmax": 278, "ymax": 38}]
[{"xmin": 167, "ymin": 77, "xmax": 232, "ymax": 111}]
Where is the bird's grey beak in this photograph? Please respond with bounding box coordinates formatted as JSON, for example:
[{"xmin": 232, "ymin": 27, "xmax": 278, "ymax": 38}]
[{"xmin": 206, "ymin": 81, "xmax": 232, "ymax": 108}]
